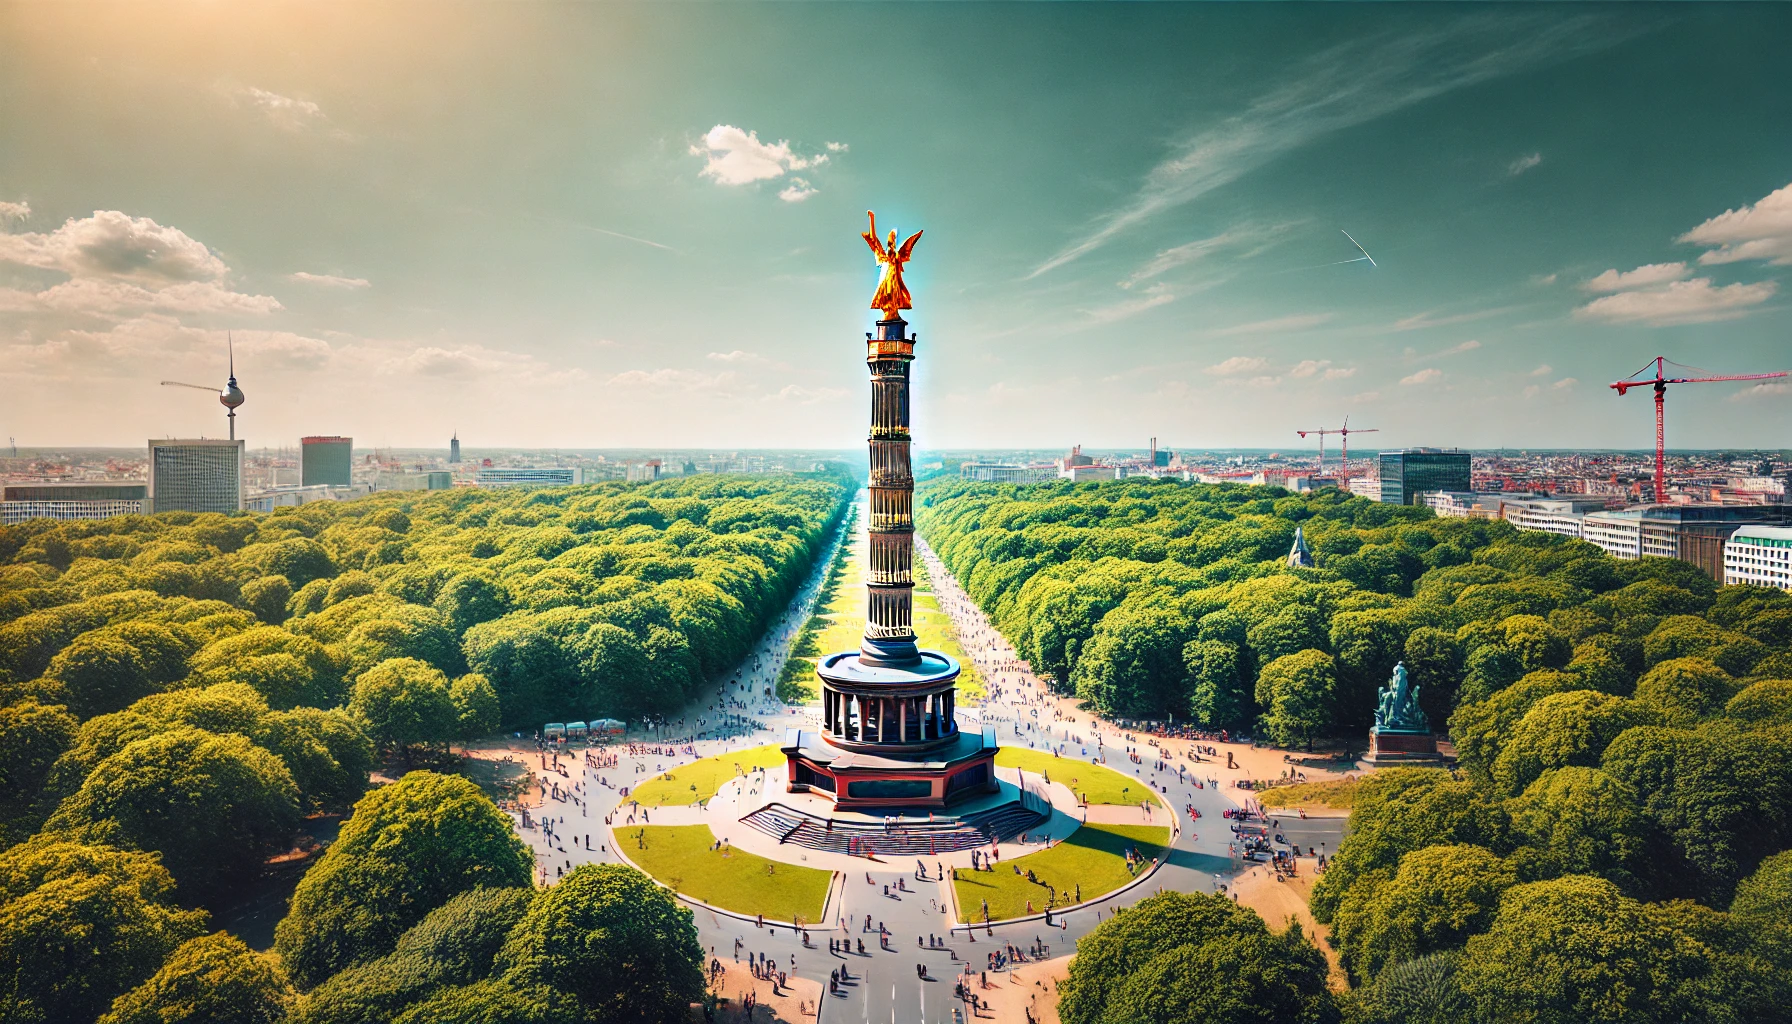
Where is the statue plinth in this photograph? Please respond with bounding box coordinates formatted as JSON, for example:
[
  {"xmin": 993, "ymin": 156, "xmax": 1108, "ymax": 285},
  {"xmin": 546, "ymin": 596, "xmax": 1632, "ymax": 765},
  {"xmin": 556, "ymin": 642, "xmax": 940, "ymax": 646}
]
[{"xmin": 1365, "ymin": 726, "xmax": 1441, "ymax": 764}]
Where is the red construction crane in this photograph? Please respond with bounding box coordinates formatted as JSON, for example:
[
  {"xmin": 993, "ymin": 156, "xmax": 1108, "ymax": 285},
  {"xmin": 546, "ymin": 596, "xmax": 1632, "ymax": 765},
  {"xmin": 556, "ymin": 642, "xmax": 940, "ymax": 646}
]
[
  {"xmin": 1610, "ymin": 356, "xmax": 1788, "ymax": 503},
  {"xmin": 1297, "ymin": 418, "xmax": 1379, "ymax": 479}
]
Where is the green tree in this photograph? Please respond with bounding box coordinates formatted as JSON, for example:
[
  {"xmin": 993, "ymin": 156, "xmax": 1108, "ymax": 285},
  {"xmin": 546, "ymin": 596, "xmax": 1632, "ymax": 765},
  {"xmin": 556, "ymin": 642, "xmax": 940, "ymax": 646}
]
[
  {"xmin": 44, "ymin": 727, "xmax": 301, "ymax": 897},
  {"xmin": 0, "ymin": 698, "xmax": 78, "ymax": 828},
  {"xmin": 0, "ymin": 839, "xmax": 208, "ymax": 1024},
  {"xmin": 1729, "ymin": 849, "xmax": 1792, "ymax": 923},
  {"xmin": 1447, "ymin": 671, "xmax": 1579, "ymax": 787},
  {"xmin": 450, "ymin": 673, "xmax": 502, "ymax": 741},
  {"xmin": 275, "ymin": 772, "xmax": 532, "ymax": 987},
  {"xmin": 1254, "ymin": 649, "xmax": 1337, "ymax": 750},
  {"xmin": 1247, "ymin": 604, "xmax": 1329, "ymax": 664},
  {"xmin": 240, "ymin": 575, "xmax": 294, "ymax": 625},
  {"xmin": 1309, "ymin": 769, "xmax": 1509, "ymax": 923},
  {"xmin": 190, "ymin": 625, "xmax": 343, "ymax": 709},
  {"xmin": 1491, "ymin": 690, "xmax": 1658, "ymax": 796},
  {"xmin": 1072, "ymin": 603, "xmax": 1195, "ymax": 718},
  {"xmin": 1346, "ymin": 951, "xmax": 1471, "ymax": 1024},
  {"xmin": 253, "ymin": 707, "xmax": 375, "ymax": 813},
  {"xmin": 1456, "ymin": 875, "xmax": 1732, "ymax": 1024},
  {"xmin": 97, "ymin": 931, "xmax": 294, "ymax": 1024},
  {"xmin": 1725, "ymin": 679, "xmax": 1792, "ymax": 727},
  {"xmin": 1633, "ymin": 657, "xmax": 1737, "ymax": 727},
  {"xmin": 1098, "ymin": 927, "xmax": 1336, "ymax": 1024},
  {"xmin": 1185, "ymin": 639, "xmax": 1251, "ymax": 729},
  {"xmin": 497, "ymin": 864, "xmax": 704, "ymax": 1024},
  {"xmin": 350, "ymin": 657, "xmax": 461, "ymax": 754},
  {"xmin": 1507, "ymin": 767, "xmax": 1651, "ymax": 888},
  {"xmin": 1059, "ymin": 891, "xmax": 1270, "ymax": 1024},
  {"xmin": 292, "ymin": 886, "xmax": 535, "ymax": 1024},
  {"xmin": 47, "ymin": 621, "xmax": 191, "ymax": 719},
  {"xmin": 434, "ymin": 572, "xmax": 511, "ymax": 635},
  {"xmin": 1332, "ymin": 844, "xmax": 1516, "ymax": 984}
]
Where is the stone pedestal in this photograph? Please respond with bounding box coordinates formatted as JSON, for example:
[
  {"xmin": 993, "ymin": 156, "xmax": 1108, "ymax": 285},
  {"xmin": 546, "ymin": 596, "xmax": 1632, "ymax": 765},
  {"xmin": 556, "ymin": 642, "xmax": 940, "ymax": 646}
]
[{"xmin": 1364, "ymin": 727, "xmax": 1444, "ymax": 765}]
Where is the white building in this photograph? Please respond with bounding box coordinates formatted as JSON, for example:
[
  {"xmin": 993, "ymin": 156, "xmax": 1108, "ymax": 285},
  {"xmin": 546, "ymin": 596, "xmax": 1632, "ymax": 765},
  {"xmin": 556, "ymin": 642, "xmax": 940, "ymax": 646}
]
[
  {"xmin": 1500, "ymin": 496, "xmax": 1610, "ymax": 538},
  {"xmin": 1347, "ymin": 478, "xmax": 1382, "ymax": 500},
  {"xmin": 1, "ymin": 483, "xmax": 148, "ymax": 525},
  {"xmin": 475, "ymin": 466, "xmax": 586, "ymax": 487},
  {"xmin": 149, "ymin": 439, "xmax": 244, "ymax": 514},
  {"xmin": 960, "ymin": 462, "xmax": 1054, "ymax": 484},
  {"xmin": 1725, "ymin": 525, "xmax": 1792, "ymax": 589}
]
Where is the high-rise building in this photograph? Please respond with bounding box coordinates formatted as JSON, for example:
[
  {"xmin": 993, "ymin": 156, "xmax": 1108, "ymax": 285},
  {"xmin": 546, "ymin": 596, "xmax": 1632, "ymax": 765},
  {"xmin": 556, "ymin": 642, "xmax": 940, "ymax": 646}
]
[
  {"xmin": 1379, "ymin": 448, "xmax": 1471, "ymax": 505},
  {"xmin": 148, "ymin": 439, "xmax": 244, "ymax": 514},
  {"xmin": 300, "ymin": 436, "xmax": 353, "ymax": 487},
  {"xmin": 1, "ymin": 483, "xmax": 148, "ymax": 525},
  {"xmin": 449, "ymin": 433, "xmax": 461, "ymax": 464}
]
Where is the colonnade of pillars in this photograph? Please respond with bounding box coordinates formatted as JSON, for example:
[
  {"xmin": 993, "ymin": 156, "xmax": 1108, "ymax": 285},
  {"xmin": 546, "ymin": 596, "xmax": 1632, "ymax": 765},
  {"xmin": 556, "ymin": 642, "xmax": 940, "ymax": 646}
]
[{"xmin": 823, "ymin": 687, "xmax": 955, "ymax": 745}]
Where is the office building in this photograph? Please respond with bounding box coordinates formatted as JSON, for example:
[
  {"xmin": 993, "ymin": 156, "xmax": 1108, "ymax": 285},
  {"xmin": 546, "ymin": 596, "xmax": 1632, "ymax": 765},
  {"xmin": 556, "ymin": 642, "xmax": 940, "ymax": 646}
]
[
  {"xmin": 1, "ymin": 483, "xmax": 148, "ymax": 525},
  {"xmin": 148, "ymin": 439, "xmax": 244, "ymax": 514},
  {"xmin": 626, "ymin": 459, "xmax": 663, "ymax": 483},
  {"xmin": 300, "ymin": 436, "xmax": 353, "ymax": 487},
  {"xmin": 1499, "ymin": 496, "xmax": 1611, "ymax": 538},
  {"xmin": 959, "ymin": 462, "xmax": 1054, "ymax": 484},
  {"xmin": 1725, "ymin": 526, "xmax": 1792, "ymax": 590},
  {"xmin": 1348, "ymin": 477, "xmax": 1383, "ymax": 501},
  {"xmin": 243, "ymin": 483, "xmax": 369, "ymax": 512},
  {"xmin": 1379, "ymin": 449, "xmax": 1471, "ymax": 505},
  {"xmin": 449, "ymin": 433, "xmax": 461, "ymax": 464},
  {"xmin": 475, "ymin": 466, "xmax": 585, "ymax": 487},
  {"xmin": 1582, "ymin": 504, "xmax": 1790, "ymax": 580}
]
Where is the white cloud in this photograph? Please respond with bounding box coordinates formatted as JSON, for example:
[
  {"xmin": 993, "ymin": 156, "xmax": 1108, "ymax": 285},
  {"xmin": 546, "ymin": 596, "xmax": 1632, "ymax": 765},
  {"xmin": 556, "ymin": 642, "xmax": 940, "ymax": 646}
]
[
  {"xmin": 219, "ymin": 83, "xmax": 331, "ymax": 133},
  {"xmin": 706, "ymin": 350, "xmax": 766, "ymax": 363},
  {"xmin": 289, "ymin": 271, "xmax": 370, "ymax": 289},
  {"xmin": 1522, "ymin": 384, "xmax": 1541, "ymax": 399},
  {"xmin": 1245, "ymin": 375, "xmax": 1281, "ymax": 388},
  {"xmin": 1574, "ymin": 277, "xmax": 1776, "ymax": 325},
  {"xmin": 0, "ymin": 200, "xmax": 27, "ymax": 222},
  {"xmin": 1211, "ymin": 312, "xmax": 1333, "ymax": 337},
  {"xmin": 1348, "ymin": 390, "xmax": 1382, "ymax": 403},
  {"xmin": 1679, "ymin": 181, "xmax": 1792, "ymax": 265},
  {"xmin": 1028, "ymin": 17, "xmax": 1622, "ymax": 276},
  {"xmin": 1288, "ymin": 359, "xmax": 1330, "ymax": 378},
  {"xmin": 770, "ymin": 384, "xmax": 848, "ymax": 404},
  {"xmin": 690, "ymin": 124, "xmax": 821, "ymax": 186},
  {"xmin": 1324, "ymin": 367, "xmax": 1358, "ymax": 380},
  {"xmin": 778, "ymin": 178, "xmax": 818, "ymax": 203},
  {"xmin": 1531, "ymin": 273, "xmax": 1558, "ymax": 286},
  {"xmin": 1083, "ymin": 282, "xmax": 1175, "ymax": 323},
  {"xmin": 1730, "ymin": 382, "xmax": 1790, "ymax": 401},
  {"xmin": 1401, "ymin": 368, "xmax": 1443, "ymax": 386},
  {"xmin": 1207, "ymin": 355, "xmax": 1269, "ymax": 376},
  {"xmin": 1583, "ymin": 262, "xmax": 1690, "ymax": 292},
  {"xmin": 1435, "ymin": 339, "xmax": 1481, "ymax": 357},
  {"xmin": 1551, "ymin": 377, "xmax": 1577, "ymax": 390},
  {"xmin": 1392, "ymin": 307, "xmax": 1517, "ymax": 331},
  {"xmin": 606, "ymin": 367, "xmax": 733, "ymax": 391},
  {"xmin": 1507, "ymin": 152, "xmax": 1542, "ymax": 176},
  {"xmin": 0, "ymin": 211, "xmax": 279, "ymax": 320},
  {"xmin": 825, "ymin": 142, "xmax": 849, "ymax": 153},
  {"xmin": 1529, "ymin": 364, "xmax": 1552, "ymax": 376},
  {"xmin": 0, "ymin": 210, "xmax": 228, "ymax": 282}
]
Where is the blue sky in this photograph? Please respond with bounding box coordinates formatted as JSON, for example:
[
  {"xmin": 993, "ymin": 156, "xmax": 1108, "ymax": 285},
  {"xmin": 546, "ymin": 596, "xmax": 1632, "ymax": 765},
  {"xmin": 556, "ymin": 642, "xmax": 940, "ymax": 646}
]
[{"xmin": 2, "ymin": 3, "xmax": 1790, "ymax": 452}]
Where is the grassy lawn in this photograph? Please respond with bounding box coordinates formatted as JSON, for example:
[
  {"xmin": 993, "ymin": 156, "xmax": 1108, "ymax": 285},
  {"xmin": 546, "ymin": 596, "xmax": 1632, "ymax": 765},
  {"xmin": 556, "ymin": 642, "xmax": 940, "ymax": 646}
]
[
  {"xmin": 784, "ymin": 505, "xmax": 986, "ymax": 704},
  {"xmin": 994, "ymin": 748, "xmax": 1157, "ymax": 806},
  {"xmin": 624, "ymin": 825, "xmax": 833, "ymax": 924},
  {"xmin": 1257, "ymin": 777, "xmax": 1360, "ymax": 810},
  {"xmin": 951, "ymin": 823, "xmax": 1170, "ymax": 922},
  {"xmin": 628, "ymin": 744, "xmax": 786, "ymax": 807}
]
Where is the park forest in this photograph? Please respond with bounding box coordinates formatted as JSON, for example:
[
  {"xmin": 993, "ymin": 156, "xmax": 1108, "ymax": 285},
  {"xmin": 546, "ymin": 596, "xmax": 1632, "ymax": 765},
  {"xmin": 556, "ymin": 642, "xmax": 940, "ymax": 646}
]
[
  {"xmin": 921, "ymin": 478, "xmax": 1792, "ymax": 1023},
  {"xmin": 0, "ymin": 473, "xmax": 848, "ymax": 1024}
]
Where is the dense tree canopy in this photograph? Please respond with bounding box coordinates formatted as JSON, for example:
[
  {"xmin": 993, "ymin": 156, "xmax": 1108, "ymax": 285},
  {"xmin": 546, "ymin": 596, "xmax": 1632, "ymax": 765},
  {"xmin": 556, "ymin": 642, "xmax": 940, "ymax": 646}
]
[
  {"xmin": 275, "ymin": 771, "xmax": 533, "ymax": 988},
  {"xmin": 0, "ymin": 475, "xmax": 846, "ymax": 1022},
  {"xmin": 1058, "ymin": 891, "xmax": 1335, "ymax": 1024}
]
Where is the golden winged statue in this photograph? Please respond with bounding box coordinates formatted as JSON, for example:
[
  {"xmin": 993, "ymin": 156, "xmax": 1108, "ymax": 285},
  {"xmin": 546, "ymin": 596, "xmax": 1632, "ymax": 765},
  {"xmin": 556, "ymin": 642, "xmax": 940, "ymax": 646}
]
[{"xmin": 862, "ymin": 211, "xmax": 922, "ymax": 320}]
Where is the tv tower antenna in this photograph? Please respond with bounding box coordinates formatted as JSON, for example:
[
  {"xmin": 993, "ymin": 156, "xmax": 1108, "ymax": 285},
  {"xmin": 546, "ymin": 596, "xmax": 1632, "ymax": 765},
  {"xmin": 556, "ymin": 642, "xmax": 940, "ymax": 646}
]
[{"xmin": 161, "ymin": 333, "xmax": 246, "ymax": 439}]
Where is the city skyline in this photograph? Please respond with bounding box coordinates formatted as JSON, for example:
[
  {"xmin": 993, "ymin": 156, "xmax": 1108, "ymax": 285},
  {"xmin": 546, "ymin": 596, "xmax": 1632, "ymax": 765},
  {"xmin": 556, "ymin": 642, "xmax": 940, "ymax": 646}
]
[{"xmin": 3, "ymin": 4, "xmax": 1791, "ymax": 450}]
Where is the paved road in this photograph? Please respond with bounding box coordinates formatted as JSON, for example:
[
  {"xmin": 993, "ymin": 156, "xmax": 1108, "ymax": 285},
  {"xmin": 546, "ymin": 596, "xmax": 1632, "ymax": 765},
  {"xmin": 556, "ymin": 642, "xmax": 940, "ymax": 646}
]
[{"xmin": 511, "ymin": 501, "xmax": 1348, "ymax": 1024}]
